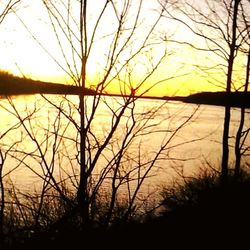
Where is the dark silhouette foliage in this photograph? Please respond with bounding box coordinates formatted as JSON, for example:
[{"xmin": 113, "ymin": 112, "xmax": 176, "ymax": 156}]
[
  {"xmin": 157, "ymin": 169, "xmax": 250, "ymax": 247},
  {"xmin": 4, "ymin": 169, "xmax": 250, "ymax": 250},
  {"xmin": 0, "ymin": 71, "xmax": 95, "ymax": 96}
]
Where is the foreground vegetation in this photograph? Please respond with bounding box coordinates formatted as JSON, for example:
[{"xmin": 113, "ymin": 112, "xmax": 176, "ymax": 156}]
[
  {"xmin": 2, "ymin": 168, "xmax": 250, "ymax": 249},
  {"xmin": 0, "ymin": 1, "xmax": 249, "ymax": 249}
]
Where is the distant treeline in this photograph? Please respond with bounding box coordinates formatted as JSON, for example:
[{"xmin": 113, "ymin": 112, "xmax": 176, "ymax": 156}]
[
  {"xmin": 0, "ymin": 71, "xmax": 95, "ymax": 96},
  {"xmin": 164, "ymin": 91, "xmax": 250, "ymax": 108},
  {"xmin": 1, "ymin": 71, "xmax": 249, "ymax": 108}
]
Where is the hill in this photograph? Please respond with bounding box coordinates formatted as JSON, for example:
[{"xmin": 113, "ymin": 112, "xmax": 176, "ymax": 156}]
[
  {"xmin": 164, "ymin": 91, "xmax": 250, "ymax": 108},
  {"xmin": 0, "ymin": 71, "xmax": 95, "ymax": 96}
]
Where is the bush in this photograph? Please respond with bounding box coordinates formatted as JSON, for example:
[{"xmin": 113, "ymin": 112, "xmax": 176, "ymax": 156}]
[{"xmin": 157, "ymin": 169, "xmax": 250, "ymax": 246}]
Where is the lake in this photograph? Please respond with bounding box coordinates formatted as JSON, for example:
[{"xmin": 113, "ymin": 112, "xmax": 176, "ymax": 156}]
[{"xmin": 0, "ymin": 94, "xmax": 249, "ymax": 201}]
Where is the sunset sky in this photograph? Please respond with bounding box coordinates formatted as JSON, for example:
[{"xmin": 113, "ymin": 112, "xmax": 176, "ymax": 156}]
[{"xmin": 0, "ymin": 0, "xmax": 246, "ymax": 96}]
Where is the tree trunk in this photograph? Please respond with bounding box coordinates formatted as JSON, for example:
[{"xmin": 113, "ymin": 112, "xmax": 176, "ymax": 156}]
[
  {"xmin": 76, "ymin": 0, "xmax": 90, "ymax": 226},
  {"xmin": 221, "ymin": 105, "xmax": 230, "ymax": 180},
  {"xmin": 221, "ymin": 0, "xmax": 240, "ymax": 181},
  {"xmin": 234, "ymin": 107, "xmax": 245, "ymax": 178},
  {"xmin": 234, "ymin": 47, "xmax": 250, "ymax": 178}
]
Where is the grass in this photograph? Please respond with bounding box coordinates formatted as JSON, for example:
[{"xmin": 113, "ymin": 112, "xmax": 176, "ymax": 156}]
[{"xmin": 2, "ymin": 169, "xmax": 250, "ymax": 249}]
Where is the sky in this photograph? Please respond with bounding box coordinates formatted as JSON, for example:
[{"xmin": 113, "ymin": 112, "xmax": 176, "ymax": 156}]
[{"xmin": 0, "ymin": 0, "xmax": 245, "ymax": 97}]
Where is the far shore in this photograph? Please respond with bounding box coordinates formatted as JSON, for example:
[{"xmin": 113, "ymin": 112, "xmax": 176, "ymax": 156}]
[
  {"xmin": 102, "ymin": 91, "xmax": 250, "ymax": 108},
  {"xmin": 0, "ymin": 71, "xmax": 249, "ymax": 108}
]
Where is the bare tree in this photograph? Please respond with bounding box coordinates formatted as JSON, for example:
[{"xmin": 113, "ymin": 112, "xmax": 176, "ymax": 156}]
[
  {"xmin": 0, "ymin": 0, "xmax": 22, "ymax": 247},
  {"xmin": 6, "ymin": 0, "xmax": 200, "ymax": 227},
  {"xmin": 235, "ymin": 5, "xmax": 250, "ymax": 177},
  {"xmin": 0, "ymin": 0, "xmax": 20, "ymax": 24},
  {"xmin": 0, "ymin": 0, "xmax": 204, "ymax": 235},
  {"xmin": 160, "ymin": 0, "xmax": 250, "ymax": 180},
  {"xmin": 36, "ymin": 0, "xmax": 172, "ymax": 225}
]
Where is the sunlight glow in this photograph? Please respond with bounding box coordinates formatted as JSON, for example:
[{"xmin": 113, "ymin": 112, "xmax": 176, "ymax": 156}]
[{"xmin": 0, "ymin": 0, "xmax": 238, "ymax": 96}]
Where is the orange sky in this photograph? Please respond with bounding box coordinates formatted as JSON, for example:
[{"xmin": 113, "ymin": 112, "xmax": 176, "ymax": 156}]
[{"xmin": 0, "ymin": 1, "xmax": 236, "ymax": 97}]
